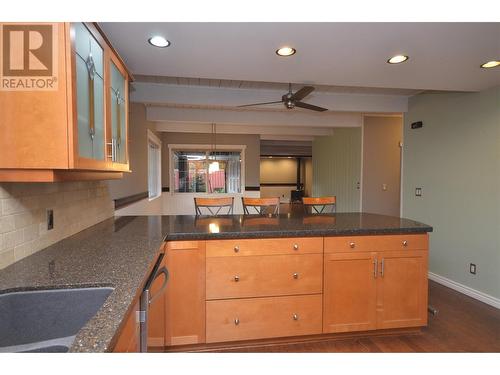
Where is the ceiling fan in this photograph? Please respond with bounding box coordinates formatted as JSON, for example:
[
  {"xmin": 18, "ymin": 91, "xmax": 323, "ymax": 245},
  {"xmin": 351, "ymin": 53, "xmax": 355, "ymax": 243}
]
[{"xmin": 237, "ymin": 83, "xmax": 328, "ymax": 112}]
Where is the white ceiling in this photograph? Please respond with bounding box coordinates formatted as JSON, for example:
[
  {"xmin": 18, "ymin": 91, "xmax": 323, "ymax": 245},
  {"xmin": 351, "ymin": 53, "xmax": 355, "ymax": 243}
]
[{"xmin": 100, "ymin": 22, "xmax": 500, "ymax": 92}]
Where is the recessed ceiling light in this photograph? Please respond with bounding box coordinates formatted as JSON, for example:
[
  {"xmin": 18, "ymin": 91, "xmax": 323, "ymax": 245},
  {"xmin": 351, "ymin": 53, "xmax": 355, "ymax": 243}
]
[
  {"xmin": 276, "ymin": 46, "xmax": 296, "ymax": 57},
  {"xmin": 387, "ymin": 55, "xmax": 409, "ymax": 64},
  {"xmin": 148, "ymin": 36, "xmax": 170, "ymax": 48},
  {"xmin": 480, "ymin": 60, "xmax": 500, "ymax": 69}
]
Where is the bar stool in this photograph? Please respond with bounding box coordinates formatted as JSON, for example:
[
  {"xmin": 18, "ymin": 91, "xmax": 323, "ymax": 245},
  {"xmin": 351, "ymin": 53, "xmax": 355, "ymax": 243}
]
[
  {"xmin": 242, "ymin": 197, "xmax": 280, "ymax": 215},
  {"xmin": 302, "ymin": 196, "xmax": 336, "ymax": 214},
  {"xmin": 194, "ymin": 197, "xmax": 234, "ymax": 216}
]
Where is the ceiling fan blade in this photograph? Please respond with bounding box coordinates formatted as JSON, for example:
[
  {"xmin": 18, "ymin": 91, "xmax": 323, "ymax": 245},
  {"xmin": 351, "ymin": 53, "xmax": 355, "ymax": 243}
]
[
  {"xmin": 292, "ymin": 86, "xmax": 315, "ymax": 101},
  {"xmin": 294, "ymin": 101, "xmax": 328, "ymax": 112},
  {"xmin": 237, "ymin": 101, "xmax": 283, "ymax": 108}
]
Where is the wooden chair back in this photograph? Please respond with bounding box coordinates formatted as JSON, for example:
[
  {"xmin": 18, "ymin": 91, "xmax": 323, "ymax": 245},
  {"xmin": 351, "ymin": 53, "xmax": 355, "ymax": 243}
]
[
  {"xmin": 194, "ymin": 197, "xmax": 234, "ymax": 216},
  {"xmin": 302, "ymin": 196, "xmax": 336, "ymax": 214},
  {"xmin": 242, "ymin": 197, "xmax": 280, "ymax": 215}
]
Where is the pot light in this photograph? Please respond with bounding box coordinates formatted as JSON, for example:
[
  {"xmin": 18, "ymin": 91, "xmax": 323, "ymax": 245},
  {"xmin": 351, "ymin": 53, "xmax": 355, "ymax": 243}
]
[
  {"xmin": 148, "ymin": 36, "xmax": 170, "ymax": 48},
  {"xmin": 387, "ymin": 55, "xmax": 409, "ymax": 64},
  {"xmin": 276, "ymin": 46, "xmax": 296, "ymax": 57},
  {"xmin": 480, "ymin": 60, "xmax": 500, "ymax": 69}
]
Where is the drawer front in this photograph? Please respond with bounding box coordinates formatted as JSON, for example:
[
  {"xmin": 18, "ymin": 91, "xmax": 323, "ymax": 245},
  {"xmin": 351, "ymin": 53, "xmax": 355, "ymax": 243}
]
[
  {"xmin": 206, "ymin": 294, "xmax": 322, "ymax": 343},
  {"xmin": 206, "ymin": 254, "xmax": 323, "ymax": 299},
  {"xmin": 206, "ymin": 237, "xmax": 323, "ymax": 257},
  {"xmin": 324, "ymin": 234, "xmax": 428, "ymax": 253}
]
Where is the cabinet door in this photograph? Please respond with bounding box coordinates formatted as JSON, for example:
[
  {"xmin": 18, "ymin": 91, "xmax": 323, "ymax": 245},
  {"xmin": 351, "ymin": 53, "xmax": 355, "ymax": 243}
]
[
  {"xmin": 74, "ymin": 22, "xmax": 105, "ymax": 161},
  {"xmin": 377, "ymin": 250, "xmax": 428, "ymax": 329},
  {"xmin": 109, "ymin": 59, "xmax": 128, "ymax": 165},
  {"xmin": 164, "ymin": 241, "xmax": 206, "ymax": 346},
  {"xmin": 113, "ymin": 300, "xmax": 140, "ymax": 352},
  {"xmin": 323, "ymin": 252, "xmax": 378, "ymax": 333}
]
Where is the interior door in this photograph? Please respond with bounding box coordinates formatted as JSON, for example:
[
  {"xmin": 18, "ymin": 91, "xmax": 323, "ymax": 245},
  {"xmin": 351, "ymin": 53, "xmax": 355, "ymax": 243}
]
[
  {"xmin": 376, "ymin": 250, "xmax": 428, "ymax": 329},
  {"xmin": 323, "ymin": 251, "xmax": 378, "ymax": 333}
]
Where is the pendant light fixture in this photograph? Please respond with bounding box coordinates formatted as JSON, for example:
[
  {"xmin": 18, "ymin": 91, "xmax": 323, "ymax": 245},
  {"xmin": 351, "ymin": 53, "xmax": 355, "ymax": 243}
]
[{"xmin": 209, "ymin": 123, "xmax": 220, "ymax": 173}]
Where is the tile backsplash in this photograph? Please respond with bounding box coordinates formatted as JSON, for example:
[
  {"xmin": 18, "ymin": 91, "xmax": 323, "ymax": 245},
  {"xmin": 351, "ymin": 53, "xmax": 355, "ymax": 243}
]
[{"xmin": 0, "ymin": 181, "xmax": 114, "ymax": 269}]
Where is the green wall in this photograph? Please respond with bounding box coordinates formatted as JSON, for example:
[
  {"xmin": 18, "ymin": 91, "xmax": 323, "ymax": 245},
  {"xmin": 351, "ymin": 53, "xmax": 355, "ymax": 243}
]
[
  {"xmin": 312, "ymin": 128, "xmax": 361, "ymax": 212},
  {"xmin": 402, "ymin": 86, "xmax": 500, "ymax": 299}
]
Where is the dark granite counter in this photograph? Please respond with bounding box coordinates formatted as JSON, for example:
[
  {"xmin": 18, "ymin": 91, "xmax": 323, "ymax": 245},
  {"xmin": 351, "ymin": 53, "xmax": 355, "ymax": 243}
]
[{"xmin": 0, "ymin": 213, "xmax": 432, "ymax": 353}]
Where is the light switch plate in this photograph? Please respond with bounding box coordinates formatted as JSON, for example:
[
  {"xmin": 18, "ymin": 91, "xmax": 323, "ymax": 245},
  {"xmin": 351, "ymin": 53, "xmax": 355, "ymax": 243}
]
[{"xmin": 415, "ymin": 187, "xmax": 422, "ymax": 197}]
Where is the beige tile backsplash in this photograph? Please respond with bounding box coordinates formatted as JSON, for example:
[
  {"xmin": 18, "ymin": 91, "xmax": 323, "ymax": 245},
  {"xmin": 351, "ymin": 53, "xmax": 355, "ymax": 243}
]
[{"xmin": 0, "ymin": 181, "xmax": 114, "ymax": 269}]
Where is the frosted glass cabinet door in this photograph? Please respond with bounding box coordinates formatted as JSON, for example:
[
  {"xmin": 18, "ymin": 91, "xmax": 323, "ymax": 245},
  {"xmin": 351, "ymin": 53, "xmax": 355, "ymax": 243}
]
[
  {"xmin": 110, "ymin": 61, "xmax": 127, "ymax": 164},
  {"xmin": 74, "ymin": 22, "xmax": 105, "ymax": 161}
]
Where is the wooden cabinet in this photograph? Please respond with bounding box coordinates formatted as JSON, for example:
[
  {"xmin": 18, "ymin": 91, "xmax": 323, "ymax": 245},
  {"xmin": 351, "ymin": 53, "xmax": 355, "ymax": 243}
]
[
  {"xmin": 206, "ymin": 237, "xmax": 323, "ymax": 257},
  {"xmin": 126, "ymin": 233, "xmax": 429, "ymax": 350},
  {"xmin": 164, "ymin": 241, "xmax": 206, "ymax": 346},
  {"xmin": 113, "ymin": 300, "xmax": 140, "ymax": 353},
  {"xmin": 206, "ymin": 254, "xmax": 323, "ymax": 299},
  {"xmin": 206, "ymin": 294, "xmax": 322, "ymax": 343},
  {"xmin": 0, "ymin": 22, "xmax": 131, "ymax": 182},
  {"xmin": 323, "ymin": 251, "xmax": 378, "ymax": 333},
  {"xmin": 376, "ymin": 250, "xmax": 428, "ymax": 329},
  {"xmin": 323, "ymin": 234, "xmax": 428, "ymax": 334}
]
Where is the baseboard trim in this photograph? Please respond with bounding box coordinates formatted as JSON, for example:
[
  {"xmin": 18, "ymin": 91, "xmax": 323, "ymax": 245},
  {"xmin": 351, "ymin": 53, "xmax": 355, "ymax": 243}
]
[{"xmin": 428, "ymin": 272, "xmax": 500, "ymax": 309}]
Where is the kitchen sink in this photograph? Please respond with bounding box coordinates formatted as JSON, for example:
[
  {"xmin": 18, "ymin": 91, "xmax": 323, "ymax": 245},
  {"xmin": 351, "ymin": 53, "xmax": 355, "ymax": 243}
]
[{"xmin": 0, "ymin": 287, "xmax": 113, "ymax": 353}]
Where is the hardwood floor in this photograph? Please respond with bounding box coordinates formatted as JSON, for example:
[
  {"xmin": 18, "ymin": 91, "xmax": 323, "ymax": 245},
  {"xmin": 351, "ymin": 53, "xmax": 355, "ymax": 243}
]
[{"xmin": 206, "ymin": 281, "xmax": 500, "ymax": 353}]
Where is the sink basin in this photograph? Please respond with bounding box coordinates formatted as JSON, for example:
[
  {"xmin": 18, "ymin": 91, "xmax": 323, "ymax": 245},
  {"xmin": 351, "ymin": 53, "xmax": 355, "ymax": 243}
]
[{"xmin": 0, "ymin": 287, "xmax": 113, "ymax": 353}]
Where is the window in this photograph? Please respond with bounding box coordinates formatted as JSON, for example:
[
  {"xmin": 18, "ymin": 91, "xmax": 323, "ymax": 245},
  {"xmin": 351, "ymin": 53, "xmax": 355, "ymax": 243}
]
[
  {"xmin": 170, "ymin": 146, "xmax": 244, "ymax": 194},
  {"xmin": 148, "ymin": 131, "xmax": 162, "ymax": 199}
]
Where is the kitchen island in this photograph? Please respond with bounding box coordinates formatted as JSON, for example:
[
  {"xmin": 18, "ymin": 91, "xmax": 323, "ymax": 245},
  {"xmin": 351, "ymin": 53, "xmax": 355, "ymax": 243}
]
[{"xmin": 0, "ymin": 213, "xmax": 432, "ymax": 352}]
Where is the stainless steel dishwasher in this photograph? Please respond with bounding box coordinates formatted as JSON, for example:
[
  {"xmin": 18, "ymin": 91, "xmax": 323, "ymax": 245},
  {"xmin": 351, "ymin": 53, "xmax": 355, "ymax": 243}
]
[{"xmin": 139, "ymin": 253, "xmax": 168, "ymax": 352}]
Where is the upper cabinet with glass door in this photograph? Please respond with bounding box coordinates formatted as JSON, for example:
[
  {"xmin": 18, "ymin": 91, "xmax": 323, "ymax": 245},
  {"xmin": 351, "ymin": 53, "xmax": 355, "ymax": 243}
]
[
  {"xmin": 0, "ymin": 22, "xmax": 132, "ymax": 182},
  {"xmin": 74, "ymin": 22, "xmax": 105, "ymax": 164},
  {"xmin": 107, "ymin": 55, "xmax": 129, "ymax": 168}
]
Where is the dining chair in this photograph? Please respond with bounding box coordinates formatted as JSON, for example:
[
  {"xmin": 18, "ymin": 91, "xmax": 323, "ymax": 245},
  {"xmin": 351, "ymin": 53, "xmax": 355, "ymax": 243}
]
[
  {"xmin": 302, "ymin": 196, "xmax": 336, "ymax": 214},
  {"xmin": 194, "ymin": 197, "xmax": 234, "ymax": 216},
  {"xmin": 242, "ymin": 197, "xmax": 280, "ymax": 215}
]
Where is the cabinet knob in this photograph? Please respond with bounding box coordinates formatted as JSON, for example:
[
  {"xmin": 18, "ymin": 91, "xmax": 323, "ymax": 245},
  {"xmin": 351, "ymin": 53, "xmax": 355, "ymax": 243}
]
[
  {"xmin": 234, "ymin": 275, "xmax": 240, "ymax": 282},
  {"xmin": 349, "ymin": 242, "xmax": 356, "ymax": 249},
  {"xmin": 402, "ymin": 240, "xmax": 408, "ymax": 247},
  {"xmin": 293, "ymin": 243, "xmax": 299, "ymax": 250},
  {"xmin": 234, "ymin": 318, "xmax": 240, "ymax": 325},
  {"xmin": 234, "ymin": 245, "xmax": 240, "ymax": 253},
  {"xmin": 292, "ymin": 314, "xmax": 299, "ymax": 321},
  {"xmin": 293, "ymin": 272, "xmax": 299, "ymax": 279}
]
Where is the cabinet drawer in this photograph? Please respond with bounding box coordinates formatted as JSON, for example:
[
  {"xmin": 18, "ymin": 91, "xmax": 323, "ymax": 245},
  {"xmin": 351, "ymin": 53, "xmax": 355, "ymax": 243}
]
[
  {"xmin": 206, "ymin": 294, "xmax": 322, "ymax": 343},
  {"xmin": 206, "ymin": 254, "xmax": 323, "ymax": 299},
  {"xmin": 206, "ymin": 237, "xmax": 323, "ymax": 257},
  {"xmin": 324, "ymin": 234, "xmax": 428, "ymax": 253}
]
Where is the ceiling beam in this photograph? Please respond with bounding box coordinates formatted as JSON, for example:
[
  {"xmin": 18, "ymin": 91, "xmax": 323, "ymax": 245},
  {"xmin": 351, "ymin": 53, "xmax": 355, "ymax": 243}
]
[
  {"xmin": 147, "ymin": 106, "xmax": 362, "ymax": 128},
  {"xmin": 154, "ymin": 121, "xmax": 335, "ymax": 137},
  {"xmin": 132, "ymin": 82, "xmax": 408, "ymax": 113}
]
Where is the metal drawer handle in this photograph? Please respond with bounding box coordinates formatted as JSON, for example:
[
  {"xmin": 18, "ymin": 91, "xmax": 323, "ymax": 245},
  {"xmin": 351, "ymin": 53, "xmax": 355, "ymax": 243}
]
[
  {"xmin": 380, "ymin": 258, "xmax": 385, "ymax": 277},
  {"xmin": 292, "ymin": 314, "xmax": 299, "ymax": 321},
  {"xmin": 234, "ymin": 275, "xmax": 240, "ymax": 282},
  {"xmin": 373, "ymin": 259, "xmax": 378, "ymax": 278},
  {"xmin": 293, "ymin": 272, "xmax": 299, "ymax": 279},
  {"xmin": 234, "ymin": 318, "xmax": 240, "ymax": 325},
  {"xmin": 349, "ymin": 242, "xmax": 356, "ymax": 249},
  {"xmin": 402, "ymin": 240, "xmax": 408, "ymax": 247},
  {"xmin": 234, "ymin": 245, "xmax": 240, "ymax": 253},
  {"xmin": 293, "ymin": 243, "xmax": 299, "ymax": 250}
]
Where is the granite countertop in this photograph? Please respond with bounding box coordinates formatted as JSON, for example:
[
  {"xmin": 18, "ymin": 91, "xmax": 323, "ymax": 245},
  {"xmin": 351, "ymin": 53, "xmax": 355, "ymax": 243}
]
[{"xmin": 0, "ymin": 212, "xmax": 432, "ymax": 353}]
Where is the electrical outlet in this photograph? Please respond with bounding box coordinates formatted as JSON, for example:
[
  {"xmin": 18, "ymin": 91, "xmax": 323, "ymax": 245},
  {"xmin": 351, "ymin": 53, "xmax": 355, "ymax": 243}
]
[
  {"xmin": 469, "ymin": 263, "xmax": 477, "ymax": 275},
  {"xmin": 415, "ymin": 187, "xmax": 422, "ymax": 197},
  {"xmin": 47, "ymin": 209, "xmax": 54, "ymax": 230}
]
